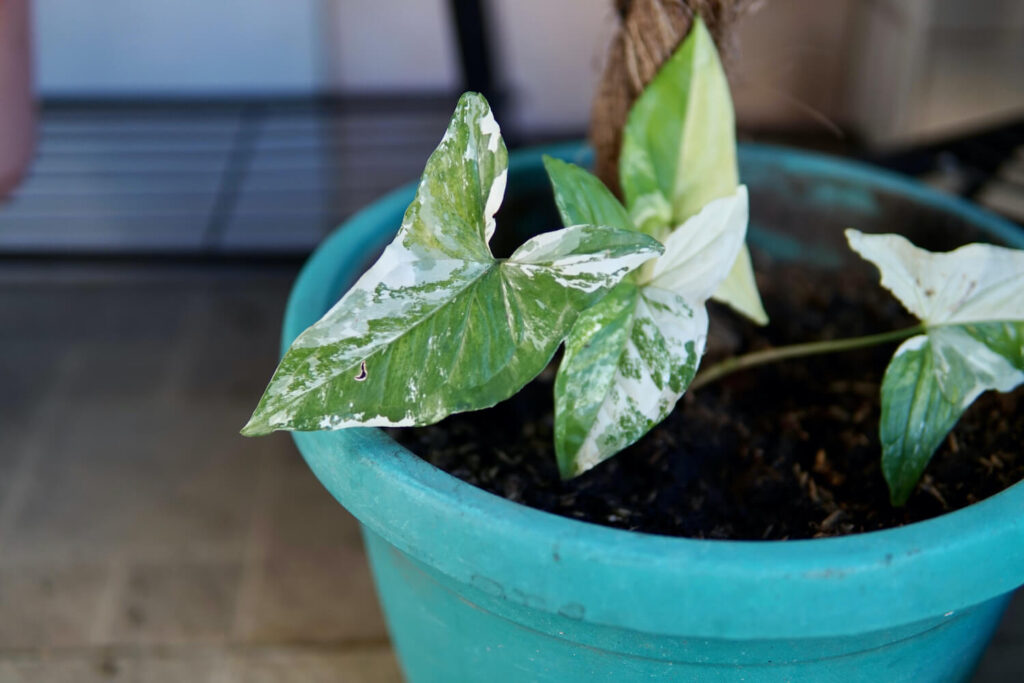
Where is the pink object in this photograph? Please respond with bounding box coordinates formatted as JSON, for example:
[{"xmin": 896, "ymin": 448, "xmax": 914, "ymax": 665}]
[{"xmin": 0, "ymin": 0, "xmax": 34, "ymax": 198}]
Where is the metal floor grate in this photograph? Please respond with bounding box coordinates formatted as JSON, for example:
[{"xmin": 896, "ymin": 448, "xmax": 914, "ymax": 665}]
[
  {"xmin": 0, "ymin": 98, "xmax": 457, "ymax": 257},
  {"xmin": 3, "ymin": 103, "xmax": 1020, "ymax": 258}
]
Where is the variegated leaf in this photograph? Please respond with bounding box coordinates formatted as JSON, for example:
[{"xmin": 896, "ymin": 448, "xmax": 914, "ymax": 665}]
[
  {"xmin": 554, "ymin": 187, "xmax": 749, "ymax": 477},
  {"xmin": 847, "ymin": 229, "xmax": 1024, "ymax": 503},
  {"xmin": 618, "ymin": 16, "xmax": 767, "ymax": 325},
  {"xmin": 243, "ymin": 93, "xmax": 662, "ymax": 436}
]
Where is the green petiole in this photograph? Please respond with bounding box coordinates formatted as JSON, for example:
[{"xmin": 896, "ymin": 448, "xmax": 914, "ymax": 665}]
[{"xmin": 690, "ymin": 324, "xmax": 927, "ymax": 391}]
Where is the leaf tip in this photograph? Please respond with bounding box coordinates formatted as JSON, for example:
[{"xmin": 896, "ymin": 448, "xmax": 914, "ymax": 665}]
[
  {"xmin": 541, "ymin": 153, "xmax": 562, "ymax": 175},
  {"xmin": 886, "ymin": 478, "xmax": 914, "ymax": 507},
  {"xmin": 749, "ymin": 305, "xmax": 770, "ymax": 327},
  {"xmin": 555, "ymin": 459, "xmax": 578, "ymax": 481},
  {"xmin": 642, "ymin": 231, "xmax": 666, "ymax": 255},
  {"xmin": 457, "ymin": 90, "xmax": 487, "ymax": 108},
  {"xmin": 555, "ymin": 443, "xmax": 591, "ymax": 481},
  {"xmin": 240, "ymin": 413, "xmax": 270, "ymax": 438}
]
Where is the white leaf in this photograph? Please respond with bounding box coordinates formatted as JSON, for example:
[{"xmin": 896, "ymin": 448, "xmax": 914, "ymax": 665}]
[
  {"xmin": 845, "ymin": 229, "xmax": 1024, "ymax": 326},
  {"xmin": 642, "ymin": 186, "xmax": 749, "ymax": 297},
  {"xmin": 712, "ymin": 245, "xmax": 769, "ymax": 325}
]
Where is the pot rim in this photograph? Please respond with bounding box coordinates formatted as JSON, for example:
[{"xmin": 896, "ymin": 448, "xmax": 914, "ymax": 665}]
[{"xmin": 285, "ymin": 142, "xmax": 1024, "ymax": 640}]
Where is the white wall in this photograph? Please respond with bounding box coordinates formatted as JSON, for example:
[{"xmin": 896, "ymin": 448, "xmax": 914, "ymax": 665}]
[
  {"xmin": 34, "ymin": 0, "xmax": 458, "ymax": 96},
  {"xmin": 320, "ymin": 0, "xmax": 458, "ymax": 92},
  {"xmin": 34, "ymin": 0, "xmax": 1023, "ymax": 141},
  {"xmin": 35, "ymin": 0, "xmax": 322, "ymax": 95},
  {"xmin": 489, "ymin": 0, "xmax": 616, "ymax": 133},
  {"xmin": 847, "ymin": 0, "xmax": 1024, "ymax": 146}
]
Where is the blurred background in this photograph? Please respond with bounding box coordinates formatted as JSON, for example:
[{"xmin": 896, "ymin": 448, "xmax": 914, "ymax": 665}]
[{"xmin": 0, "ymin": 0, "xmax": 1021, "ymax": 681}]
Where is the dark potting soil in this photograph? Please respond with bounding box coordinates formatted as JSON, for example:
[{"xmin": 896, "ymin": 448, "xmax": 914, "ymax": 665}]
[{"xmin": 389, "ymin": 262, "xmax": 1024, "ymax": 541}]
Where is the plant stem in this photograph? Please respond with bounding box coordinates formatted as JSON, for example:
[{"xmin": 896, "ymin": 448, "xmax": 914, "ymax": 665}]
[{"xmin": 690, "ymin": 324, "xmax": 927, "ymax": 391}]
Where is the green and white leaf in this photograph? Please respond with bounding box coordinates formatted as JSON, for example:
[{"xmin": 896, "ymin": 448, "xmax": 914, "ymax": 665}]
[
  {"xmin": 618, "ymin": 16, "xmax": 767, "ymax": 325},
  {"xmin": 554, "ymin": 187, "xmax": 749, "ymax": 477},
  {"xmin": 243, "ymin": 93, "xmax": 662, "ymax": 436},
  {"xmin": 847, "ymin": 229, "xmax": 1024, "ymax": 503}
]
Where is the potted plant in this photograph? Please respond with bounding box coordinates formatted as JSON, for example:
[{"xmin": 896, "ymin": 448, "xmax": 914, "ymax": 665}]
[{"xmin": 243, "ymin": 14, "xmax": 1024, "ymax": 683}]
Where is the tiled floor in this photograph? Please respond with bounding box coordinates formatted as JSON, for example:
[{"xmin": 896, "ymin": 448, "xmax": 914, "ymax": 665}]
[
  {"xmin": 1, "ymin": 266, "xmax": 1022, "ymax": 682},
  {"xmin": 0, "ymin": 265, "xmax": 399, "ymax": 682}
]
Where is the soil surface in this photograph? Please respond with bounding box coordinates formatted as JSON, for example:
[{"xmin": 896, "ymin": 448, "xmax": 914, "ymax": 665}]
[{"xmin": 390, "ymin": 262, "xmax": 1024, "ymax": 540}]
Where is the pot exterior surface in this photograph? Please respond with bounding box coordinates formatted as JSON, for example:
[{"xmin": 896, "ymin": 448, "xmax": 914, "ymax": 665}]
[
  {"xmin": 286, "ymin": 143, "xmax": 1024, "ymax": 680},
  {"xmin": 365, "ymin": 526, "xmax": 1008, "ymax": 682}
]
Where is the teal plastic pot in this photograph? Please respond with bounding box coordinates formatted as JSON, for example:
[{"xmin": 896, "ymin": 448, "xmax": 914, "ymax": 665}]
[{"xmin": 285, "ymin": 143, "xmax": 1024, "ymax": 682}]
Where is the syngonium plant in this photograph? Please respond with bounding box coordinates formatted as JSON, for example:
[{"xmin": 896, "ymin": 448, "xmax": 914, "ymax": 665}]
[{"xmin": 245, "ymin": 18, "xmax": 1024, "ymax": 507}]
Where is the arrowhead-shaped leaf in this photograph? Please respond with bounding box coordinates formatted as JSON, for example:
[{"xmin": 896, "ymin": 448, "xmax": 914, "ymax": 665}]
[
  {"xmin": 554, "ymin": 187, "xmax": 749, "ymax": 477},
  {"xmin": 618, "ymin": 16, "xmax": 767, "ymax": 325},
  {"xmin": 243, "ymin": 93, "xmax": 662, "ymax": 436},
  {"xmin": 848, "ymin": 229, "xmax": 1024, "ymax": 504},
  {"xmin": 845, "ymin": 230, "xmax": 1024, "ymax": 326}
]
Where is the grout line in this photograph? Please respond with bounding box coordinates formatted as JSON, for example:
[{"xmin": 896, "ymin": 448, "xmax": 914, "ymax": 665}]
[
  {"xmin": 0, "ymin": 638, "xmax": 395, "ymax": 660},
  {"xmin": 0, "ymin": 545, "xmax": 247, "ymax": 570}
]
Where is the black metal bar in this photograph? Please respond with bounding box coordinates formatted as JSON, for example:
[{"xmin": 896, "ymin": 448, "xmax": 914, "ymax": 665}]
[
  {"xmin": 448, "ymin": 0, "xmax": 500, "ymax": 110},
  {"xmin": 202, "ymin": 103, "xmax": 263, "ymax": 249}
]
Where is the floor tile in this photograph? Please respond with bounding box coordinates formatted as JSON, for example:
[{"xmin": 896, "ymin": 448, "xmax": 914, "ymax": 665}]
[
  {"xmin": 233, "ymin": 449, "xmax": 387, "ymax": 644},
  {"xmin": 221, "ymin": 647, "xmax": 401, "ymax": 683},
  {"xmin": 0, "ymin": 283, "xmax": 194, "ymax": 346},
  {"xmin": 0, "ymin": 656, "xmax": 122, "ymax": 683},
  {"xmin": 173, "ymin": 282, "xmax": 290, "ymax": 399},
  {"xmin": 0, "ymin": 563, "xmax": 109, "ymax": 649},
  {"xmin": 0, "ymin": 396, "xmax": 264, "ymax": 564},
  {"xmin": 0, "ymin": 345, "xmax": 57, "ymax": 500},
  {"xmin": 107, "ymin": 562, "xmax": 242, "ymax": 645},
  {"xmin": 0, "ymin": 343, "xmax": 70, "ymax": 542},
  {"xmin": 0, "ymin": 651, "xmax": 221, "ymax": 683},
  {"xmin": 124, "ymin": 652, "xmax": 222, "ymax": 683},
  {"xmin": 59, "ymin": 342, "xmax": 184, "ymax": 400}
]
